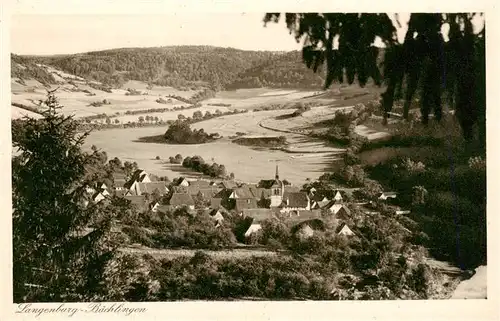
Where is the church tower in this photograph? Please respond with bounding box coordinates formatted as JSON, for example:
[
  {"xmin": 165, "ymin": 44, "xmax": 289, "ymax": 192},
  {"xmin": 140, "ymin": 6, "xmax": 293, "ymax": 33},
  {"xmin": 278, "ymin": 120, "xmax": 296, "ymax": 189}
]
[{"xmin": 270, "ymin": 164, "xmax": 284, "ymax": 207}]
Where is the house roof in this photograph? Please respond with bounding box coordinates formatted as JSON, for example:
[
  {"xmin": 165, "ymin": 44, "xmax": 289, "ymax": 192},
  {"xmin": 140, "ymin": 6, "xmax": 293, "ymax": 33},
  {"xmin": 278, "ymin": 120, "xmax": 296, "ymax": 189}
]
[
  {"xmin": 379, "ymin": 191, "xmax": 397, "ymax": 198},
  {"xmin": 136, "ymin": 182, "xmax": 169, "ymax": 195},
  {"xmin": 283, "ymin": 210, "xmax": 322, "ymax": 225},
  {"xmin": 336, "ymin": 223, "xmax": 356, "ymax": 236},
  {"xmin": 250, "ymin": 187, "xmax": 272, "ymax": 199},
  {"xmin": 231, "ymin": 186, "xmax": 256, "ymax": 199},
  {"xmin": 115, "ymin": 190, "xmax": 128, "ymax": 198},
  {"xmin": 219, "ymin": 180, "xmax": 237, "ymax": 189},
  {"xmin": 210, "ymin": 197, "xmax": 222, "ymax": 209},
  {"xmin": 295, "ymin": 224, "xmax": 314, "ymax": 238},
  {"xmin": 282, "ymin": 192, "xmax": 309, "ymax": 208},
  {"xmin": 189, "ymin": 180, "xmax": 211, "ymax": 188},
  {"xmin": 242, "ymin": 209, "xmax": 276, "ymax": 222},
  {"xmin": 235, "ymin": 198, "xmax": 258, "ymax": 211},
  {"xmin": 175, "ymin": 185, "xmax": 219, "ymax": 197},
  {"xmin": 244, "ymin": 223, "xmax": 262, "ymax": 237},
  {"xmin": 124, "ymin": 169, "xmax": 149, "ymax": 189},
  {"xmin": 124, "ymin": 195, "xmax": 148, "ymax": 211},
  {"xmin": 168, "ymin": 193, "xmax": 195, "ymax": 206}
]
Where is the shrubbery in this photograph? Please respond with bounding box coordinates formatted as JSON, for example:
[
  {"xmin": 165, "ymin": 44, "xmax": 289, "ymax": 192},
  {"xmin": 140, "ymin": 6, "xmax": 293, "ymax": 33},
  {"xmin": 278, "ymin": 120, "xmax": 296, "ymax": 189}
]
[
  {"xmin": 164, "ymin": 121, "xmax": 219, "ymax": 144},
  {"xmin": 182, "ymin": 155, "xmax": 227, "ymax": 178}
]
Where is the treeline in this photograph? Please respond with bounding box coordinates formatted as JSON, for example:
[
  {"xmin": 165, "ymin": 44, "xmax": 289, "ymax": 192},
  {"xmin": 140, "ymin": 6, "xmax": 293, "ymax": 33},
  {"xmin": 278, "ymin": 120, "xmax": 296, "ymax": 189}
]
[
  {"xmin": 17, "ymin": 46, "xmax": 276, "ymax": 88},
  {"xmin": 164, "ymin": 121, "xmax": 219, "ymax": 144},
  {"xmin": 13, "ymin": 47, "xmax": 328, "ymax": 90},
  {"xmin": 182, "ymin": 155, "xmax": 228, "ymax": 178}
]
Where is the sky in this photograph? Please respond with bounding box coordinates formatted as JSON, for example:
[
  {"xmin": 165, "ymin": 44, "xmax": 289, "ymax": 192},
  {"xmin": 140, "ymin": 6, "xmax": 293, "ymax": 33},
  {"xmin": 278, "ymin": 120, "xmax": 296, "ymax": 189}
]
[
  {"xmin": 10, "ymin": 13, "xmax": 408, "ymax": 55},
  {"xmin": 10, "ymin": 13, "xmax": 484, "ymax": 55}
]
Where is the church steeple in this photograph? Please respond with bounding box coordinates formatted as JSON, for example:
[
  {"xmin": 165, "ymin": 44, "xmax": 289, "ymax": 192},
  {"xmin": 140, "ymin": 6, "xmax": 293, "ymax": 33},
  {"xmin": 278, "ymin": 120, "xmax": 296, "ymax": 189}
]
[{"xmin": 275, "ymin": 164, "xmax": 279, "ymax": 180}]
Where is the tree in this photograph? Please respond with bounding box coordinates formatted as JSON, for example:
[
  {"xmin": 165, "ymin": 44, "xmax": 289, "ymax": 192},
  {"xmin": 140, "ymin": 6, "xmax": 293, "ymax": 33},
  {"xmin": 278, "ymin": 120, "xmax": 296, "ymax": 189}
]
[
  {"xmin": 264, "ymin": 13, "xmax": 485, "ymax": 146},
  {"xmin": 12, "ymin": 91, "xmax": 121, "ymax": 302},
  {"xmin": 138, "ymin": 116, "xmax": 145, "ymax": 124},
  {"xmin": 114, "ymin": 119, "xmax": 120, "ymax": 124},
  {"xmin": 105, "ymin": 117, "xmax": 111, "ymax": 125},
  {"xmin": 193, "ymin": 110, "xmax": 203, "ymax": 120},
  {"xmin": 178, "ymin": 114, "xmax": 186, "ymax": 121}
]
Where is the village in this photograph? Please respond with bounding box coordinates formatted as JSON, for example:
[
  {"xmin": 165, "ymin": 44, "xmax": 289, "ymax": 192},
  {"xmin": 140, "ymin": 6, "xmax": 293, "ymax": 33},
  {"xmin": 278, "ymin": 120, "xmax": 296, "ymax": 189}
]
[{"xmin": 84, "ymin": 160, "xmax": 407, "ymax": 243}]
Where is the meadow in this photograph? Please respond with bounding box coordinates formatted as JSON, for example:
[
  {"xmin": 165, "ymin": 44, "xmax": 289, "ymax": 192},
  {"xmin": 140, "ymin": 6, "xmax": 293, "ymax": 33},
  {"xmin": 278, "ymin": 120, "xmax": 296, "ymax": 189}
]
[{"xmin": 84, "ymin": 110, "xmax": 345, "ymax": 185}]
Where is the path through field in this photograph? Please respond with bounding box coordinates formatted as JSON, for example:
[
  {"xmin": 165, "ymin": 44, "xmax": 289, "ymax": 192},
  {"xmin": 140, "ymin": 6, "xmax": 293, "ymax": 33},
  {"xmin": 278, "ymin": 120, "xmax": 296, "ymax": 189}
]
[{"xmin": 85, "ymin": 110, "xmax": 345, "ymax": 185}]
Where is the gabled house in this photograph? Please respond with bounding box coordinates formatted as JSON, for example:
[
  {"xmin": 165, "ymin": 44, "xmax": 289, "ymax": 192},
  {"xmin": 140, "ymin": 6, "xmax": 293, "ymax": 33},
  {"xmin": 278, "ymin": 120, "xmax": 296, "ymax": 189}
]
[
  {"xmin": 235, "ymin": 198, "xmax": 258, "ymax": 212},
  {"xmin": 168, "ymin": 193, "xmax": 195, "ymax": 210},
  {"xmin": 242, "ymin": 208, "xmax": 276, "ymax": 222},
  {"xmin": 175, "ymin": 177, "xmax": 190, "ymax": 187},
  {"xmin": 135, "ymin": 182, "xmax": 169, "ymax": 196},
  {"xmin": 294, "ymin": 224, "xmax": 314, "ymax": 240},
  {"xmin": 189, "ymin": 180, "xmax": 211, "ymax": 189},
  {"xmin": 229, "ymin": 186, "xmax": 255, "ymax": 199},
  {"xmin": 209, "ymin": 208, "xmax": 225, "ymax": 226},
  {"xmin": 326, "ymin": 203, "xmax": 351, "ymax": 220},
  {"xmin": 336, "ymin": 223, "xmax": 356, "ymax": 236},
  {"xmin": 280, "ymin": 192, "xmax": 310, "ymax": 213},
  {"xmin": 150, "ymin": 201, "xmax": 161, "ymax": 213},
  {"xmin": 92, "ymin": 191, "xmax": 107, "ymax": 204},
  {"xmin": 124, "ymin": 169, "xmax": 151, "ymax": 192},
  {"xmin": 219, "ymin": 180, "xmax": 237, "ymax": 190},
  {"xmin": 113, "ymin": 172, "xmax": 127, "ymax": 190},
  {"xmin": 244, "ymin": 223, "xmax": 262, "ymax": 238},
  {"xmin": 311, "ymin": 195, "xmax": 330, "ymax": 209}
]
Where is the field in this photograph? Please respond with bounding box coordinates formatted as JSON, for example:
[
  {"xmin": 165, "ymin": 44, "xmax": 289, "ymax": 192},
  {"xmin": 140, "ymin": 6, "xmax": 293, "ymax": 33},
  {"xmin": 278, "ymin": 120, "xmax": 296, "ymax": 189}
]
[
  {"xmin": 201, "ymin": 88, "xmax": 320, "ymax": 110},
  {"xmin": 85, "ymin": 110, "xmax": 345, "ymax": 185},
  {"xmin": 11, "ymin": 76, "xmax": 203, "ymax": 120}
]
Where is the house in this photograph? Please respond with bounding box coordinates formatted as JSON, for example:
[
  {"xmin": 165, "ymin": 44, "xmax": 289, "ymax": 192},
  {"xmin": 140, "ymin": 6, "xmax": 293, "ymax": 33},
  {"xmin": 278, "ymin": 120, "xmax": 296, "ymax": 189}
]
[
  {"xmin": 248, "ymin": 186, "xmax": 271, "ymax": 200},
  {"xmin": 280, "ymin": 192, "xmax": 311, "ymax": 213},
  {"xmin": 92, "ymin": 192, "xmax": 107, "ymax": 203},
  {"xmin": 124, "ymin": 169, "xmax": 151, "ymax": 191},
  {"xmin": 168, "ymin": 193, "xmax": 195, "ymax": 210},
  {"xmin": 235, "ymin": 198, "xmax": 258, "ymax": 212},
  {"xmin": 175, "ymin": 177, "xmax": 190, "ymax": 187},
  {"xmin": 326, "ymin": 203, "xmax": 351, "ymax": 220},
  {"xmin": 210, "ymin": 197, "xmax": 222, "ymax": 209},
  {"xmin": 209, "ymin": 208, "xmax": 225, "ymax": 226},
  {"xmin": 241, "ymin": 208, "xmax": 276, "ymax": 222},
  {"xmin": 283, "ymin": 209, "xmax": 322, "ymax": 225},
  {"xmin": 311, "ymin": 196, "xmax": 330, "ymax": 209},
  {"xmin": 115, "ymin": 189, "xmax": 133, "ymax": 198},
  {"xmin": 189, "ymin": 179, "xmax": 211, "ymax": 189},
  {"xmin": 229, "ymin": 186, "xmax": 255, "ymax": 199},
  {"xmin": 135, "ymin": 182, "xmax": 169, "ymax": 196},
  {"xmin": 124, "ymin": 195, "xmax": 148, "ymax": 212},
  {"xmin": 333, "ymin": 190, "xmax": 343, "ymax": 203},
  {"xmin": 219, "ymin": 180, "xmax": 237, "ymax": 189},
  {"xmin": 336, "ymin": 223, "xmax": 356, "ymax": 236},
  {"xmin": 244, "ymin": 223, "xmax": 262, "ymax": 237},
  {"xmin": 378, "ymin": 192, "xmax": 397, "ymax": 201},
  {"xmin": 150, "ymin": 201, "xmax": 161, "ymax": 212},
  {"xmin": 113, "ymin": 172, "xmax": 127, "ymax": 190},
  {"xmin": 294, "ymin": 224, "xmax": 314, "ymax": 239}
]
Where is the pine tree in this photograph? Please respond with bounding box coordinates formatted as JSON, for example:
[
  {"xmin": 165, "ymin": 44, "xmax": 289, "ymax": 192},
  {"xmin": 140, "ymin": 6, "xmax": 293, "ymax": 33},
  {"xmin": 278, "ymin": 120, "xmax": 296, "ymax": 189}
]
[
  {"xmin": 264, "ymin": 13, "xmax": 485, "ymax": 146},
  {"xmin": 12, "ymin": 90, "xmax": 122, "ymax": 302}
]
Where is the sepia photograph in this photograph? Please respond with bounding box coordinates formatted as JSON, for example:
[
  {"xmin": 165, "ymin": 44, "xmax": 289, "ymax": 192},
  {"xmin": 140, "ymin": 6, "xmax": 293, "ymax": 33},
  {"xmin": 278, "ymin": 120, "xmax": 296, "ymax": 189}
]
[{"xmin": 4, "ymin": 2, "xmax": 494, "ymax": 316}]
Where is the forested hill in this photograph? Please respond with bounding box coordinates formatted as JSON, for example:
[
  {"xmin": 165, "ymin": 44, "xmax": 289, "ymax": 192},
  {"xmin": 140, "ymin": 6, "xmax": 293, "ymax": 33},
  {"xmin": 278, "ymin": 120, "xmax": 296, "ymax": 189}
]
[
  {"xmin": 11, "ymin": 46, "xmax": 326, "ymax": 90},
  {"xmin": 225, "ymin": 51, "xmax": 325, "ymax": 89}
]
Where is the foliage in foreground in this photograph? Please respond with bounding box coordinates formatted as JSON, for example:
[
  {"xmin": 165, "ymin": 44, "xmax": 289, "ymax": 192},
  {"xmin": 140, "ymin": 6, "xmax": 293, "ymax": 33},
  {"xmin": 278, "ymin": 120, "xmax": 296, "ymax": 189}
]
[{"xmin": 12, "ymin": 92, "xmax": 127, "ymax": 302}]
